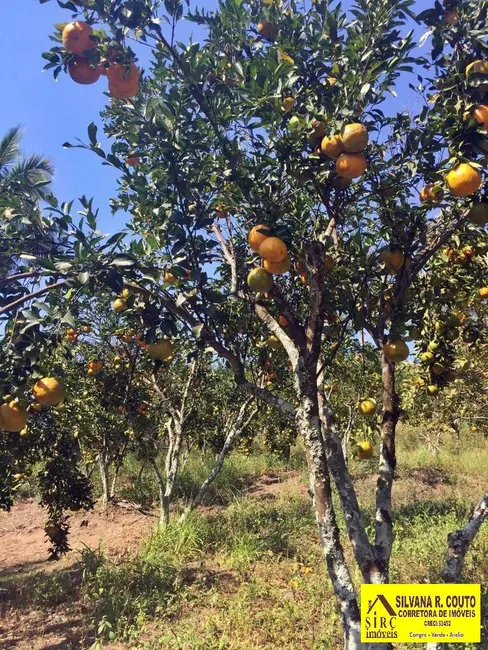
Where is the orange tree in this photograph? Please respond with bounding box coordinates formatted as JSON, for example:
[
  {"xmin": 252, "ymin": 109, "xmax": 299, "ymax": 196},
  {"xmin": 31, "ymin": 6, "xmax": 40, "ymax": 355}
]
[{"xmin": 0, "ymin": 0, "xmax": 487, "ymax": 646}]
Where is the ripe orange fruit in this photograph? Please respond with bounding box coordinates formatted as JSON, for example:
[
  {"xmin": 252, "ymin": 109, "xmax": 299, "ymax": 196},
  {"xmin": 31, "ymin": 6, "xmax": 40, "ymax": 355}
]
[
  {"xmin": 340, "ymin": 123, "xmax": 368, "ymax": 153},
  {"xmin": 357, "ymin": 440, "xmax": 374, "ymax": 459},
  {"xmin": 248, "ymin": 224, "xmax": 271, "ymax": 252},
  {"xmin": 258, "ymin": 237, "xmax": 288, "ymax": 263},
  {"xmin": 148, "ymin": 339, "xmax": 174, "ymax": 361},
  {"xmin": 283, "ymin": 97, "xmax": 295, "ymax": 113},
  {"xmin": 420, "ymin": 183, "xmax": 444, "ymax": 203},
  {"xmin": 66, "ymin": 327, "xmax": 77, "ymax": 336},
  {"xmin": 107, "ymin": 63, "xmax": 140, "ymax": 99},
  {"xmin": 68, "ymin": 57, "xmax": 101, "ymax": 85},
  {"xmin": 113, "ymin": 298, "xmax": 128, "ymax": 312},
  {"xmin": 126, "ymin": 154, "xmax": 141, "ymax": 166},
  {"xmin": 62, "ymin": 21, "xmax": 95, "ymax": 56},
  {"xmin": 279, "ymin": 315, "xmax": 289, "ymax": 327},
  {"xmin": 33, "ymin": 377, "xmax": 65, "ymax": 407},
  {"xmin": 257, "ymin": 20, "xmax": 278, "ymax": 41},
  {"xmin": 446, "ymin": 163, "xmax": 482, "ymax": 197},
  {"xmin": 263, "ymin": 255, "xmax": 291, "ymax": 274},
  {"xmin": 472, "ymin": 105, "xmax": 488, "ymax": 130},
  {"xmin": 87, "ymin": 360, "xmax": 103, "ymax": 376},
  {"xmin": 247, "ymin": 267, "xmax": 274, "ymax": 293},
  {"xmin": 164, "ymin": 271, "xmax": 179, "ymax": 285},
  {"xmin": 383, "ymin": 339, "xmax": 409, "ymax": 363},
  {"xmin": 466, "ymin": 60, "xmax": 488, "ymax": 92},
  {"xmin": 336, "ymin": 153, "xmax": 367, "ymax": 179},
  {"xmin": 320, "ymin": 135, "xmax": 344, "ymax": 160},
  {"xmin": 479, "ymin": 287, "xmax": 488, "ymax": 299},
  {"xmin": 0, "ymin": 400, "xmax": 28, "ymax": 432},
  {"xmin": 468, "ymin": 202, "xmax": 488, "ymax": 226}
]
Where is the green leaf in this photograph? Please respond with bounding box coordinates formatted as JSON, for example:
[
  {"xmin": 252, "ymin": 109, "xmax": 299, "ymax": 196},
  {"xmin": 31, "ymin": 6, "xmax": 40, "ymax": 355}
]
[
  {"xmin": 22, "ymin": 310, "xmax": 40, "ymax": 323},
  {"xmin": 88, "ymin": 123, "xmax": 98, "ymax": 148},
  {"xmin": 61, "ymin": 310, "xmax": 77, "ymax": 328},
  {"xmin": 110, "ymin": 255, "xmax": 136, "ymax": 267},
  {"xmin": 202, "ymin": 289, "xmax": 227, "ymax": 304}
]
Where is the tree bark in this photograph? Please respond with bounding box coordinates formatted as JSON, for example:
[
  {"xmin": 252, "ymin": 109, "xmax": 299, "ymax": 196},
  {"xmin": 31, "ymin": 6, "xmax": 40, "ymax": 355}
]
[
  {"xmin": 296, "ymin": 390, "xmax": 362, "ymax": 648},
  {"xmin": 110, "ymin": 461, "xmax": 121, "ymax": 500},
  {"xmin": 426, "ymin": 490, "xmax": 488, "ymax": 650},
  {"xmin": 318, "ymin": 389, "xmax": 385, "ymax": 584},
  {"xmin": 150, "ymin": 458, "xmax": 168, "ymax": 526},
  {"xmin": 98, "ymin": 454, "xmax": 110, "ymax": 508},
  {"xmin": 179, "ymin": 399, "xmax": 257, "ymax": 522},
  {"xmin": 163, "ymin": 418, "xmax": 183, "ymax": 525},
  {"xmin": 443, "ymin": 491, "xmax": 488, "ymax": 583},
  {"xmin": 375, "ymin": 352, "xmax": 400, "ymax": 577}
]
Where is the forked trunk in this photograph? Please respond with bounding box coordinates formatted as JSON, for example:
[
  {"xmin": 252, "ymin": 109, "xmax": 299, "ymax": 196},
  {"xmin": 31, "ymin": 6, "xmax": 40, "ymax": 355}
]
[
  {"xmin": 180, "ymin": 400, "xmax": 256, "ymax": 523},
  {"xmin": 295, "ymin": 370, "xmax": 361, "ymax": 648},
  {"xmin": 297, "ymin": 393, "xmax": 392, "ymax": 650}
]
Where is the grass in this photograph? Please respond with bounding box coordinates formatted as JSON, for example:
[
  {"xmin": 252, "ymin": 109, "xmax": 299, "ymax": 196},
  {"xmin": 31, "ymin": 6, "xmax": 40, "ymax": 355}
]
[
  {"xmin": 118, "ymin": 448, "xmax": 295, "ymax": 510},
  {"xmin": 4, "ymin": 433, "xmax": 488, "ymax": 649}
]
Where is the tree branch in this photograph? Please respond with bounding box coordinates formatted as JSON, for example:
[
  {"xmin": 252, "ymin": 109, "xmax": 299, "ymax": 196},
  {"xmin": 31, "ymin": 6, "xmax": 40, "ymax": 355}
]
[
  {"xmin": 443, "ymin": 491, "xmax": 488, "ymax": 583},
  {"xmin": 317, "ymin": 384, "xmax": 384, "ymax": 583},
  {"xmin": 212, "ymin": 223, "xmax": 238, "ymax": 295},
  {"xmin": 0, "ymin": 270, "xmax": 58, "ymax": 287},
  {"xmin": 426, "ymin": 491, "xmax": 488, "ymax": 650},
  {"xmin": 375, "ymin": 351, "xmax": 400, "ymax": 575},
  {"xmin": 0, "ymin": 280, "xmax": 68, "ymax": 316}
]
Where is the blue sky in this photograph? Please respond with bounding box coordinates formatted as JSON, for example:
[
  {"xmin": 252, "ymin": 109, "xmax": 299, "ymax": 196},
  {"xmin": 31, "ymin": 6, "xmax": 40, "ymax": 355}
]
[
  {"xmin": 1, "ymin": 1, "xmax": 424, "ymax": 234},
  {"xmin": 0, "ymin": 1, "xmax": 219, "ymax": 233}
]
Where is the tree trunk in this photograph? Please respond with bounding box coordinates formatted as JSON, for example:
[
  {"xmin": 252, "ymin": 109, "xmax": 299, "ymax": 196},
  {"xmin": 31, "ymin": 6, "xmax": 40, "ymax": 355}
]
[
  {"xmin": 318, "ymin": 390, "xmax": 386, "ymax": 584},
  {"xmin": 292, "ymin": 354, "xmax": 363, "ymax": 648},
  {"xmin": 110, "ymin": 461, "xmax": 121, "ymax": 500},
  {"xmin": 110, "ymin": 440, "xmax": 128, "ymax": 499},
  {"xmin": 98, "ymin": 455, "xmax": 110, "ymax": 507},
  {"xmin": 179, "ymin": 402, "xmax": 257, "ymax": 523},
  {"xmin": 150, "ymin": 458, "xmax": 169, "ymax": 526},
  {"xmin": 426, "ymin": 490, "xmax": 488, "ymax": 650},
  {"xmin": 149, "ymin": 418, "xmax": 185, "ymax": 526},
  {"xmin": 375, "ymin": 352, "xmax": 400, "ymax": 577},
  {"xmin": 297, "ymin": 391, "xmax": 391, "ymax": 650}
]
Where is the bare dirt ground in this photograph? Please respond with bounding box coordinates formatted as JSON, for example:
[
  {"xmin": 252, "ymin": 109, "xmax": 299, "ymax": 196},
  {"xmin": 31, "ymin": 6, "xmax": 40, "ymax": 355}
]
[{"xmin": 0, "ymin": 499, "xmax": 157, "ymax": 650}]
